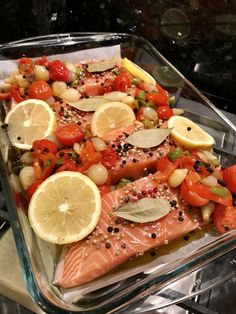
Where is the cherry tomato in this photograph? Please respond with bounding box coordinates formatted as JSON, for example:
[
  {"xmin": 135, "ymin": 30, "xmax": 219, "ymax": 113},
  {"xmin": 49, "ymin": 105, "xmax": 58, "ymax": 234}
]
[
  {"xmin": 223, "ymin": 165, "xmax": 236, "ymax": 194},
  {"xmin": 157, "ymin": 106, "xmax": 173, "ymax": 120},
  {"xmin": 55, "ymin": 160, "xmax": 78, "ymax": 173},
  {"xmin": 26, "ymin": 179, "xmax": 44, "ymax": 200},
  {"xmin": 0, "ymin": 92, "xmax": 10, "ymax": 101},
  {"xmin": 18, "ymin": 57, "xmax": 34, "ymax": 75},
  {"xmin": 101, "ymin": 147, "xmax": 117, "ymax": 169},
  {"xmin": 48, "ymin": 60, "xmax": 69, "ymax": 82},
  {"xmin": 28, "ymin": 80, "xmax": 52, "ymax": 100},
  {"xmin": 54, "ymin": 123, "xmax": 85, "ymax": 147},
  {"xmin": 180, "ymin": 181, "xmax": 209, "ymax": 207},
  {"xmin": 35, "ymin": 56, "xmax": 49, "ymax": 67},
  {"xmin": 37, "ymin": 153, "xmax": 57, "ymax": 180},
  {"xmin": 213, "ymin": 204, "xmax": 236, "ymax": 234},
  {"xmin": 146, "ymin": 92, "xmax": 168, "ymax": 106},
  {"xmin": 113, "ymin": 72, "xmax": 131, "ymax": 92},
  {"xmin": 10, "ymin": 84, "xmax": 29, "ymax": 103},
  {"xmin": 32, "ymin": 139, "xmax": 57, "ymax": 156},
  {"xmin": 98, "ymin": 185, "xmax": 111, "ymax": 197},
  {"xmin": 79, "ymin": 141, "xmax": 102, "ymax": 172}
]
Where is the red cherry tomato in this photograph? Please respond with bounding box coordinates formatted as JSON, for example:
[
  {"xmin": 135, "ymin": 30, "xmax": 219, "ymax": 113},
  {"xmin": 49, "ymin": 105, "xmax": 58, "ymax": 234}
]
[
  {"xmin": 18, "ymin": 57, "xmax": 34, "ymax": 75},
  {"xmin": 223, "ymin": 165, "xmax": 236, "ymax": 194},
  {"xmin": 113, "ymin": 72, "xmax": 131, "ymax": 92},
  {"xmin": 10, "ymin": 84, "xmax": 29, "ymax": 103},
  {"xmin": 101, "ymin": 147, "xmax": 117, "ymax": 169},
  {"xmin": 213, "ymin": 204, "xmax": 236, "ymax": 234},
  {"xmin": 54, "ymin": 123, "xmax": 85, "ymax": 147},
  {"xmin": 37, "ymin": 153, "xmax": 57, "ymax": 180},
  {"xmin": 146, "ymin": 92, "xmax": 168, "ymax": 106},
  {"xmin": 180, "ymin": 181, "xmax": 209, "ymax": 207},
  {"xmin": 157, "ymin": 106, "xmax": 173, "ymax": 120},
  {"xmin": 83, "ymin": 84, "xmax": 106, "ymax": 97},
  {"xmin": 48, "ymin": 60, "xmax": 69, "ymax": 82},
  {"xmin": 32, "ymin": 139, "xmax": 57, "ymax": 156},
  {"xmin": 35, "ymin": 56, "xmax": 49, "ymax": 67},
  {"xmin": 26, "ymin": 179, "xmax": 44, "ymax": 200},
  {"xmin": 98, "ymin": 185, "xmax": 111, "ymax": 197},
  {"xmin": 28, "ymin": 80, "xmax": 52, "ymax": 100}
]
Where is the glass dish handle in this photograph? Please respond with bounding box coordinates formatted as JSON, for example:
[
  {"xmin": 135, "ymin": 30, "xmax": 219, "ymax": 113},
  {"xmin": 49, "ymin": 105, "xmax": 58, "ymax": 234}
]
[{"xmin": 113, "ymin": 248, "xmax": 236, "ymax": 313}]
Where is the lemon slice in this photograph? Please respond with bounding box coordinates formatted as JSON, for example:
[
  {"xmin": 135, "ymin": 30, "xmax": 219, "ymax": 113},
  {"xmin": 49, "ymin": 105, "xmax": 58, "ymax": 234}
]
[
  {"xmin": 28, "ymin": 171, "xmax": 101, "ymax": 244},
  {"xmin": 121, "ymin": 58, "xmax": 156, "ymax": 85},
  {"xmin": 91, "ymin": 101, "xmax": 136, "ymax": 137},
  {"xmin": 4, "ymin": 99, "xmax": 55, "ymax": 150},
  {"xmin": 167, "ymin": 116, "xmax": 215, "ymax": 148}
]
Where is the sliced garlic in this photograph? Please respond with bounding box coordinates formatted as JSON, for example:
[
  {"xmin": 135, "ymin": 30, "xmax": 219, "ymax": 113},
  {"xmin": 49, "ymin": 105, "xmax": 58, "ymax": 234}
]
[
  {"xmin": 168, "ymin": 168, "xmax": 188, "ymax": 188},
  {"xmin": 200, "ymin": 201, "xmax": 215, "ymax": 222}
]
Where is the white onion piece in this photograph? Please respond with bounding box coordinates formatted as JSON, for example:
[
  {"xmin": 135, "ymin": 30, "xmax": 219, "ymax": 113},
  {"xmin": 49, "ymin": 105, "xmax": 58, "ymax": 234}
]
[
  {"xmin": 19, "ymin": 166, "xmax": 36, "ymax": 190},
  {"xmin": 67, "ymin": 70, "xmax": 77, "ymax": 83},
  {"xmin": 73, "ymin": 142, "xmax": 81, "ymax": 154},
  {"xmin": 51, "ymin": 81, "xmax": 67, "ymax": 97},
  {"xmin": 200, "ymin": 175, "xmax": 218, "ymax": 186},
  {"xmin": 34, "ymin": 65, "xmax": 50, "ymax": 81},
  {"xmin": 102, "ymin": 91, "xmax": 127, "ymax": 101},
  {"xmin": 201, "ymin": 201, "xmax": 215, "ymax": 222},
  {"xmin": 143, "ymin": 107, "xmax": 158, "ymax": 120},
  {"xmin": 86, "ymin": 163, "xmax": 108, "ymax": 186},
  {"xmin": 64, "ymin": 61, "xmax": 77, "ymax": 73},
  {"xmin": 60, "ymin": 88, "xmax": 81, "ymax": 102},
  {"xmin": 168, "ymin": 168, "xmax": 188, "ymax": 188},
  {"xmin": 91, "ymin": 137, "xmax": 107, "ymax": 152},
  {"xmin": 9, "ymin": 173, "xmax": 22, "ymax": 193},
  {"xmin": 212, "ymin": 169, "xmax": 223, "ymax": 180},
  {"xmin": 122, "ymin": 95, "xmax": 135, "ymax": 105}
]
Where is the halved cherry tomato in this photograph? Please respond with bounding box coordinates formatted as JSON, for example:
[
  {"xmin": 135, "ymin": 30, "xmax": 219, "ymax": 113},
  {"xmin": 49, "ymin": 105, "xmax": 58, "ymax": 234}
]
[
  {"xmin": 28, "ymin": 80, "xmax": 52, "ymax": 100},
  {"xmin": 146, "ymin": 92, "xmax": 168, "ymax": 106},
  {"xmin": 101, "ymin": 147, "xmax": 117, "ymax": 169},
  {"xmin": 113, "ymin": 72, "xmax": 131, "ymax": 92},
  {"xmin": 55, "ymin": 159, "xmax": 78, "ymax": 173},
  {"xmin": 213, "ymin": 204, "xmax": 236, "ymax": 234},
  {"xmin": 0, "ymin": 92, "xmax": 11, "ymax": 101},
  {"xmin": 32, "ymin": 139, "xmax": 58, "ymax": 156},
  {"xmin": 48, "ymin": 60, "xmax": 69, "ymax": 82},
  {"xmin": 10, "ymin": 84, "xmax": 29, "ymax": 103},
  {"xmin": 26, "ymin": 179, "xmax": 44, "ymax": 200},
  {"xmin": 180, "ymin": 181, "xmax": 209, "ymax": 207},
  {"xmin": 79, "ymin": 141, "xmax": 101, "ymax": 172},
  {"xmin": 35, "ymin": 56, "xmax": 49, "ymax": 67},
  {"xmin": 18, "ymin": 57, "xmax": 34, "ymax": 75},
  {"xmin": 55, "ymin": 123, "xmax": 85, "ymax": 147},
  {"xmin": 157, "ymin": 106, "xmax": 173, "ymax": 120},
  {"xmin": 223, "ymin": 165, "xmax": 236, "ymax": 194},
  {"xmin": 98, "ymin": 185, "xmax": 111, "ymax": 197}
]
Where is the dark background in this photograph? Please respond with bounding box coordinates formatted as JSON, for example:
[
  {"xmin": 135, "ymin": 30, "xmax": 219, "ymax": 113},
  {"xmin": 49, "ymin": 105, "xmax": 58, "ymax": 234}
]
[{"xmin": 0, "ymin": 0, "xmax": 235, "ymax": 112}]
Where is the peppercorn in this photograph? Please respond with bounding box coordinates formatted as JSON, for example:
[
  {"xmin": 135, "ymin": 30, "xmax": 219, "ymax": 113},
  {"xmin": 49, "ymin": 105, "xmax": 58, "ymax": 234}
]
[
  {"xmin": 151, "ymin": 233, "xmax": 156, "ymax": 239},
  {"xmin": 184, "ymin": 235, "xmax": 189, "ymax": 241},
  {"xmin": 178, "ymin": 217, "xmax": 184, "ymax": 222},
  {"xmin": 107, "ymin": 226, "xmax": 113, "ymax": 233},
  {"xmin": 105, "ymin": 242, "xmax": 111, "ymax": 249},
  {"xmin": 114, "ymin": 227, "xmax": 119, "ymax": 233},
  {"xmin": 150, "ymin": 251, "xmax": 156, "ymax": 257},
  {"xmin": 170, "ymin": 200, "xmax": 177, "ymax": 207},
  {"xmin": 187, "ymin": 127, "xmax": 191, "ymax": 131}
]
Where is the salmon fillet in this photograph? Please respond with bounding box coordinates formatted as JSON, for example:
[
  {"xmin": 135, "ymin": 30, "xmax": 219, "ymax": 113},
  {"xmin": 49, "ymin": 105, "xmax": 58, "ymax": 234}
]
[{"xmin": 53, "ymin": 173, "xmax": 202, "ymax": 288}]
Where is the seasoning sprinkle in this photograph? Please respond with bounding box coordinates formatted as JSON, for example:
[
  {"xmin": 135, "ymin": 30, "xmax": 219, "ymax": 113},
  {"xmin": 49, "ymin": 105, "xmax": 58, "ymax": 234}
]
[{"xmin": 107, "ymin": 226, "xmax": 113, "ymax": 233}]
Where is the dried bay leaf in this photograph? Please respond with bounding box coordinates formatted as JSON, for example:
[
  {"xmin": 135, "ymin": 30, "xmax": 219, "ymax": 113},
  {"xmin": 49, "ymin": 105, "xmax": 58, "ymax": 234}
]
[
  {"xmin": 114, "ymin": 197, "xmax": 171, "ymax": 223},
  {"xmin": 68, "ymin": 98, "xmax": 108, "ymax": 112},
  {"xmin": 87, "ymin": 55, "xmax": 118, "ymax": 73},
  {"xmin": 125, "ymin": 128, "xmax": 171, "ymax": 148}
]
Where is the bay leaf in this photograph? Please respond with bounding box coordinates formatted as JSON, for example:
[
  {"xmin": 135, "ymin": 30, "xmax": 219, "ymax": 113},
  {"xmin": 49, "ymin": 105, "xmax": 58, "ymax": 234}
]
[
  {"xmin": 87, "ymin": 55, "xmax": 118, "ymax": 73},
  {"xmin": 125, "ymin": 128, "xmax": 171, "ymax": 148},
  {"xmin": 114, "ymin": 197, "xmax": 171, "ymax": 223},
  {"xmin": 102, "ymin": 91, "xmax": 127, "ymax": 101},
  {"xmin": 68, "ymin": 97, "xmax": 108, "ymax": 112}
]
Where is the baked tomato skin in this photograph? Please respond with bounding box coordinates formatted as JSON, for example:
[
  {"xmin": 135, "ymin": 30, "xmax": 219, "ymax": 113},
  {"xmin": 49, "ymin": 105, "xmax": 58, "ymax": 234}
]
[
  {"xmin": 113, "ymin": 73, "xmax": 131, "ymax": 92},
  {"xmin": 213, "ymin": 204, "xmax": 236, "ymax": 234},
  {"xmin": 28, "ymin": 80, "xmax": 52, "ymax": 99},
  {"xmin": 180, "ymin": 181, "xmax": 209, "ymax": 207},
  {"xmin": 54, "ymin": 123, "xmax": 85, "ymax": 147},
  {"xmin": 223, "ymin": 165, "xmax": 236, "ymax": 194},
  {"xmin": 49, "ymin": 60, "xmax": 69, "ymax": 82}
]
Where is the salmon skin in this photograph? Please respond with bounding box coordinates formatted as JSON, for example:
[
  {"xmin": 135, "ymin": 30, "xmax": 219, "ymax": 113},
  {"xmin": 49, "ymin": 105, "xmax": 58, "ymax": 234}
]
[{"xmin": 53, "ymin": 173, "xmax": 202, "ymax": 288}]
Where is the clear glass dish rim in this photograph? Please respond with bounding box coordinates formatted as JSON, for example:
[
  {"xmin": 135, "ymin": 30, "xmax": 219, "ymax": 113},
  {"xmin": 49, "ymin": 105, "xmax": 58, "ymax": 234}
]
[{"xmin": 0, "ymin": 32, "xmax": 236, "ymax": 314}]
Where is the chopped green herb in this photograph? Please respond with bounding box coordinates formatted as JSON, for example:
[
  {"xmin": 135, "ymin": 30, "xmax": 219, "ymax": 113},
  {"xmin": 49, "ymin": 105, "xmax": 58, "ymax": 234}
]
[
  {"xmin": 131, "ymin": 77, "xmax": 141, "ymax": 86},
  {"xmin": 210, "ymin": 186, "xmax": 230, "ymax": 198},
  {"xmin": 76, "ymin": 67, "xmax": 83, "ymax": 77},
  {"xmin": 184, "ymin": 150, "xmax": 191, "ymax": 156},
  {"xmin": 138, "ymin": 90, "xmax": 146, "ymax": 100},
  {"xmin": 167, "ymin": 147, "xmax": 183, "ymax": 161},
  {"xmin": 143, "ymin": 119, "xmax": 153, "ymax": 129},
  {"xmin": 56, "ymin": 157, "xmax": 65, "ymax": 165}
]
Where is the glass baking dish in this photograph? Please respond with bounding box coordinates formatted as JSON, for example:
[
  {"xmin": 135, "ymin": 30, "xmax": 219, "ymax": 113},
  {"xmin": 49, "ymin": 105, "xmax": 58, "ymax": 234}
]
[{"xmin": 0, "ymin": 33, "xmax": 236, "ymax": 314}]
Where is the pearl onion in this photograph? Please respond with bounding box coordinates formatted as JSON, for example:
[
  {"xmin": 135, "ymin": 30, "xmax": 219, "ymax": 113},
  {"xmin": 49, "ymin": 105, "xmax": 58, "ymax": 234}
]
[
  {"xmin": 91, "ymin": 137, "xmax": 107, "ymax": 152},
  {"xmin": 34, "ymin": 65, "xmax": 50, "ymax": 81},
  {"xmin": 143, "ymin": 107, "xmax": 158, "ymax": 121},
  {"xmin": 51, "ymin": 81, "xmax": 67, "ymax": 97},
  {"xmin": 60, "ymin": 88, "xmax": 81, "ymax": 102},
  {"xmin": 87, "ymin": 163, "xmax": 108, "ymax": 186}
]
